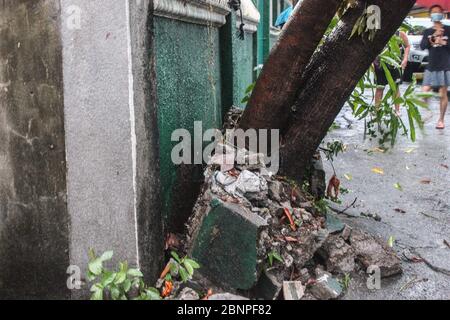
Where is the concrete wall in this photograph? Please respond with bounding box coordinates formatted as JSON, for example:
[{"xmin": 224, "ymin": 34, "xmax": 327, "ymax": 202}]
[
  {"xmin": 0, "ymin": 0, "xmax": 260, "ymax": 298},
  {"xmin": 60, "ymin": 0, "xmax": 163, "ymax": 296},
  {"xmin": 0, "ymin": 0, "xmax": 163, "ymax": 299},
  {"xmin": 0, "ymin": 0, "xmax": 70, "ymax": 299}
]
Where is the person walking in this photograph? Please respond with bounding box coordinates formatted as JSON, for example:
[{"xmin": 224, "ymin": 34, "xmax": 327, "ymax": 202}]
[{"xmin": 421, "ymin": 4, "xmax": 450, "ymax": 130}]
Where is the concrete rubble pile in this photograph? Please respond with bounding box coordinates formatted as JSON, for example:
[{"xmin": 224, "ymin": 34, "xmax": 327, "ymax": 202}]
[{"xmin": 176, "ymin": 108, "xmax": 402, "ymax": 300}]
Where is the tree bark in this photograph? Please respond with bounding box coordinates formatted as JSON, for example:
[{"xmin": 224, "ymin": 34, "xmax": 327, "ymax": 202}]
[
  {"xmin": 239, "ymin": 0, "xmax": 343, "ymax": 131},
  {"xmin": 278, "ymin": 0, "xmax": 416, "ymax": 180}
]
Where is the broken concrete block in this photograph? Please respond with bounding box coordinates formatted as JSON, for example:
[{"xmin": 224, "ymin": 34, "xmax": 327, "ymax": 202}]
[
  {"xmin": 349, "ymin": 230, "xmax": 402, "ymax": 278},
  {"xmin": 177, "ymin": 287, "xmax": 200, "ymax": 300},
  {"xmin": 310, "ymin": 269, "xmax": 343, "ymax": 300},
  {"xmin": 209, "ymin": 293, "xmax": 249, "ymax": 300},
  {"xmin": 326, "ymin": 212, "xmax": 345, "ymax": 234},
  {"xmin": 283, "ymin": 281, "xmax": 305, "ymax": 300},
  {"xmin": 291, "ymin": 228, "xmax": 329, "ymax": 268},
  {"xmin": 299, "ymin": 268, "xmax": 312, "ymax": 284},
  {"xmin": 317, "ymin": 235, "xmax": 356, "ymax": 274},
  {"xmin": 252, "ymin": 270, "xmax": 283, "ymax": 300},
  {"xmin": 341, "ymin": 224, "xmax": 353, "ymax": 241},
  {"xmin": 268, "ymin": 180, "xmax": 283, "ymax": 202},
  {"xmin": 190, "ymin": 199, "xmax": 268, "ymax": 290}
]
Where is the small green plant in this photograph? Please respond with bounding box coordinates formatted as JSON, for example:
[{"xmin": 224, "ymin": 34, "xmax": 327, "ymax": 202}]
[
  {"xmin": 320, "ymin": 140, "xmax": 346, "ymax": 162},
  {"xmin": 267, "ymin": 250, "xmax": 284, "ymax": 267},
  {"xmin": 340, "ymin": 273, "xmax": 352, "ymax": 291},
  {"xmin": 87, "ymin": 249, "xmax": 161, "ymax": 300},
  {"xmin": 166, "ymin": 251, "xmax": 200, "ymax": 283},
  {"xmin": 314, "ymin": 198, "xmax": 330, "ymax": 215}
]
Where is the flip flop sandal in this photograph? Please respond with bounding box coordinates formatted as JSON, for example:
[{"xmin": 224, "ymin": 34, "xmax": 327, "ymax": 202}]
[{"xmin": 436, "ymin": 122, "xmax": 445, "ymax": 130}]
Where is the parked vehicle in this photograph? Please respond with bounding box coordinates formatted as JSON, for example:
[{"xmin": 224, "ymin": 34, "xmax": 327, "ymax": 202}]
[{"xmin": 404, "ymin": 17, "xmax": 450, "ymax": 81}]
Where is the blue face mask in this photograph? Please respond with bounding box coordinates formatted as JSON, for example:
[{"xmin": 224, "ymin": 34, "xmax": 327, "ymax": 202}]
[{"xmin": 431, "ymin": 12, "xmax": 444, "ymax": 22}]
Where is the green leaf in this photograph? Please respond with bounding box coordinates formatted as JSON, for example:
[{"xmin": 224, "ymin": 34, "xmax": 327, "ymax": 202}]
[
  {"xmin": 184, "ymin": 258, "xmax": 200, "ymax": 269},
  {"xmin": 145, "ymin": 288, "xmax": 162, "ymax": 300},
  {"xmin": 88, "ymin": 258, "xmax": 103, "ymax": 276},
  {"xmin": 407, "ymin": 110, "xmax": 416, "ymax": 142},
  {"xmin": 388, "ymin": 236, "xmax": 395, "ymax": 248},
  {"xmin": 114, "ymin": 271, "xmax": 127, "ymax": 285},
  {"xmin": 86, "ymin": 270, "xmax": 96, "ymax": 282},
  {"xmin": 101, "ymin": 271, "xmax": 116, "ymax": 287},
  {"xmin": 179, "ymin": 267, "xmax": 189, "ymax": 282},
  {"xmin": 123, "ymin": 279, "xmax": 132, "ymax": 293},
  {"xmin": 171, "ymin": 251, "xmax": 181, "ymax": 263},
  {"xmin": 184, "ymin": 260, "xmax": 194, "ymax": 276},
  {"xmin": 244, "ymin": 82, "xmax": 255, "ymax": 94},
  {"xmin": 91, "ymin": 289, "xmax": 103, "ymax": 300},
  {"xmin": 381, "ymin": 61, "xmax": 397, "ymax": 94},
  {"xmin": 127, "ymin": 268, "xmax": 143, "ymax": 278},
  {"xmin": 272, "ymin": 251, "xmax": 284, "ymax": 263},
  {"xmin": 100, "ymin": 250, "xmax": 113, "ymax": 262},
  {"xmin": 110, "ymin": 286, "xmax": 121, "ymax": 300},
  {"xmin": 268, "ymin": 250, "xmax": 284, "ymax": 266},
  {"xmin": 90, "ymin": 283, "xmax": 103, "ymax": 293},
  {"xmin": 88, "ymin": 248, "xmax": 96, "ymax": 261}
]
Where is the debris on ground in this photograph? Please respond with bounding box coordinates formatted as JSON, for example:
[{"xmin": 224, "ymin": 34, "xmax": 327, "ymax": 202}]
[
  {"xmin": 309, "ymin": 268, "xmax": 343, "ymax": 300},
  {"xmin": 177, "ymin": 287, "xmax": 200, "ymax": 300},
  {"xmin": 283, "ymin": 281, "xmax": 305, "ymax": 300},
  {"xmin": 349, "ymin": 229, "xmax": 402, "ymax": 278},
  {"xmin": 165, "ymin": 107, "xmax": 404, "ymax": 300}
]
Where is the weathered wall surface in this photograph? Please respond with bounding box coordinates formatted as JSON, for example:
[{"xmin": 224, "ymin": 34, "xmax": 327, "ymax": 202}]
[
  {"xmin": 154, "ymin": 15, "xmax": 223, "ymax": 231},
  {"xmin": 60, "ymin": 0, "xmax": 163, "ymax": 296},
  {"xmin": 0, "ymin": 0, "xmax": 70, "ymax": 299},
  {"xmin": 154, "ymin": 0, "xmax": 259, "ymax": 232},
  {"xmin": 221, "ymin": 7, "xmax": 258, "ymax": 111},
  {"xmin": 0, "ymin": 0, "xmax": 260, "ymax": 298},
  {"xmin": 128, "ymin": 0, "xmax": 164, "ymax": 282}
]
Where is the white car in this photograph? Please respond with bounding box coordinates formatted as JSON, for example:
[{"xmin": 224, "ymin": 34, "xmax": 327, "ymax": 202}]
[{"xmin": 404, "ymin": 17, "xmax": 450, "ymax": 81}]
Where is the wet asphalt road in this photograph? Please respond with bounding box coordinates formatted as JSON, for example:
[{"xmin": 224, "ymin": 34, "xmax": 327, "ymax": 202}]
[{"xmin": 323, "ymin": 86, "xmax": 450, "ymax": 300}]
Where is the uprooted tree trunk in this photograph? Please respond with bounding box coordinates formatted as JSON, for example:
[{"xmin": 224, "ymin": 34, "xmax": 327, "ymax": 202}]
[{"xmin": 240, "ymin": 0, "xmax": 416, "ymax": 181}]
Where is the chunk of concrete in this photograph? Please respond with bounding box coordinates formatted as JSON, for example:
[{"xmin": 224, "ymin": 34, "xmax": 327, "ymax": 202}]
[
  {"xmin": 317, "ymin": 235, "xmax": 356, "ymax": 274},
  {"xmin": 326, "ymin": 213, "xmax": 345, "ymax": 234},
  {"xmin": 350, "ymin": 230, "xmax": 402, "ymax": 278},
  {"xmin": 310, "ymin": 269, "xmax": 343, "ymax": 300},
  {"xmin": 252, "ymin": 269, "xmax": 283, "ymax": 300},
  {"xmin": 283, "ymin": 281, "xmax": 305, "ymax": 300},
  {"xmin": 190, "ymin": 199, "xmax": 268, "ymax": 290},
  {"xmin": 268, "ymin": 180, "xmax": 283, "ymax": 202}
]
